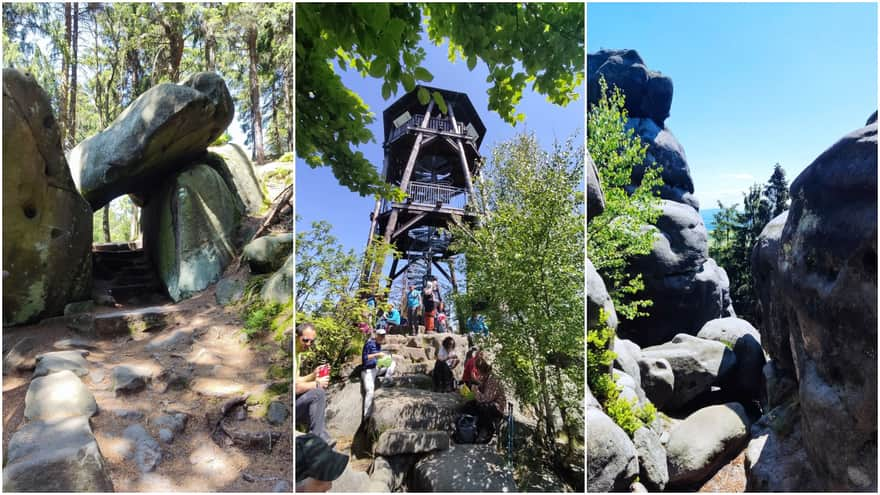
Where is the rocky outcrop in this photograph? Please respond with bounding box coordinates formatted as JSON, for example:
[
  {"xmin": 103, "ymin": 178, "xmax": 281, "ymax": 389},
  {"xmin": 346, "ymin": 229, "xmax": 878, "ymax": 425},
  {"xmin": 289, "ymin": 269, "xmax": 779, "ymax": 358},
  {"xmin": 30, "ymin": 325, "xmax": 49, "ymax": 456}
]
[
  {"xmin": 68, "ymin": 72, "xmax": 233, "ymax": 210},
  {"xmin": 751, "ymin": 115, "xmax": 877, "ymax": 491},
  {"xmin": 410, "ymin": 444, "xmax": 517, "ymax": 492},
  {"xmin": 2, "ymin": 68, "xmax": 92, "ymax": 326},
  {"xmin": 696, "ymin": 318, "xmax": 765, "ymax": 398},
  {"xmin": 751, "ymin": 211, "xmax": 791, "ymax": 371},
  {"xmin": 588, "ymin": 50, "xmax": 732, "ymax": 347},
  {"xmin": 141, "ymin": 163, "xmax": 242, "ymax": 302},
  {"xmin": 261, "ymin": 253, "xmax": 293, "ymax": 304}
]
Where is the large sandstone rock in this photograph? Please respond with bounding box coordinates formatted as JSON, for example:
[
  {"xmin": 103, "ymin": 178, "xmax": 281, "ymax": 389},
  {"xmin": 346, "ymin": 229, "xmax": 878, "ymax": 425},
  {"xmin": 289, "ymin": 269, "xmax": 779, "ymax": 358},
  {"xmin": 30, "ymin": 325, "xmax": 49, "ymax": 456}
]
[
  {"xmin": 32, "ymin": 350, "xmax": 90, "ymax": 378},
  {"xmin": 588, "ymin": 49, "xmax": 673, "ymax": 127},
  {"xmin": 365, "ymin": 387, "xmax": 463, "ymax": 440},
  {"xmin": 586, "ymin": 407, "xmax": 638, "ymax": 492},
  {"xmin": 141, "ymin": 163, "xmax": 241, "ymax": 302},
  {"xmin": 666, "ymin": 402, "xmax": 751, "ymax": 487},
  {"xmin": 756, "ymin": 117, "xmax": 877, "ymax": 491},
  {"xmin": 625, "ymin": 118, "xmax": 696, "ymax": 208},
  {"xmin": 243, "ymin": 233, "xmax": 293, "ymax": 274},
  {"xmin": 633, "ymin": 426, "xmax": 668, "ymax": 491},
  {"xmin": 373, "ymin": 430, "xmax": 449, "ymax": 456},
  {"xmin": 68, "ymin": 72, "xmax": 233, "ymax": 209},
  {"xmin": 3, "ymin": 416, "xmax": 113, "ymax": 492},
  {"xmin": 206, "ymin": 143, "xmax": 266, "ymax": 214},
  {"xmin": 261, "ymin": 253, "xmax": 293, "ymax": 304},
  {"xmin": 637, "ymin": 356, "xmax": 675, "ymax": 410},
  {"xmin": 641, "ymin": 334, "xmax": 736, "ymax": 410},
  {"xmin": 410, "ymin": 444, "xmax": 517, "ymax": 492},
  {"xmin": 697, "ymin": 317, "xmax": 765, "ymax": 397},
  {"xmin": 750, "ymin": 211, "xmax": 791, "ymax": 371},
  {"xmin": 587, "ymin": 258, "xmax": 618, "ymax": 333},
  {"xmin": 2, "ymin": 69, "xmax": 92, "ymax": 326},
  {"xmin": 745, "ymin": 405, "xmax": 819, "ymax": 491},
  {"xmin": 613, "ymin": 338, "xmax": 642, "ymax": 390}
]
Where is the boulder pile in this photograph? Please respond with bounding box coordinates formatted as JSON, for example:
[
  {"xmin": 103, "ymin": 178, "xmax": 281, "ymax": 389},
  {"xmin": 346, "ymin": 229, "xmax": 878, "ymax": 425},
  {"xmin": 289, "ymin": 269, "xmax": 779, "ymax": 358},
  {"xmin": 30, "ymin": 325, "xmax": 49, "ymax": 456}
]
[{"xmin": 587, "ymin": 50, "xmax": 764, "ymax": 492}]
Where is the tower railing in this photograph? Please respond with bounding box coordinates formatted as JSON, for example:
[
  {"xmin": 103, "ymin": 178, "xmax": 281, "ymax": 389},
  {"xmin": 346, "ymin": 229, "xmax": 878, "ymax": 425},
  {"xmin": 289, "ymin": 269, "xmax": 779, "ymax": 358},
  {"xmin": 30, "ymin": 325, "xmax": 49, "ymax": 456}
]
[
  {"xmin": 388, "ymin": 116, "xmax": 471, "ymax": 143},
  {"xmin": 379, "ymin": 181, "xmax": 469, "ymax": 213}
]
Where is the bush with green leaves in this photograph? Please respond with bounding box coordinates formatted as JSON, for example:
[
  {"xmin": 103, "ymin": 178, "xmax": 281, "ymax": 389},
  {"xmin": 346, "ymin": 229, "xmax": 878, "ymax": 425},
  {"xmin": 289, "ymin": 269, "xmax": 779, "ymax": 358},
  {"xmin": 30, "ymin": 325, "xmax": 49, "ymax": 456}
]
[
  {"xmin": 587, "ymin": 77, "xmax": 663, "ymax": 321},
  {"xmin": 451, "ymin": 131, "xmax": 583, "ymax": 463}
]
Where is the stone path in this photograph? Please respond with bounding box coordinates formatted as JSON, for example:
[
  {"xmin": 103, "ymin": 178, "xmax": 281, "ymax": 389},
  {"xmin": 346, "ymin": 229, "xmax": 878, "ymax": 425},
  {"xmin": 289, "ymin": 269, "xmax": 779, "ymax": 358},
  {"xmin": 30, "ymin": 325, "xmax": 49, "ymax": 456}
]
[{"xmin": 3, "ymin": 288, "xmax": 292, "ymax": 492}]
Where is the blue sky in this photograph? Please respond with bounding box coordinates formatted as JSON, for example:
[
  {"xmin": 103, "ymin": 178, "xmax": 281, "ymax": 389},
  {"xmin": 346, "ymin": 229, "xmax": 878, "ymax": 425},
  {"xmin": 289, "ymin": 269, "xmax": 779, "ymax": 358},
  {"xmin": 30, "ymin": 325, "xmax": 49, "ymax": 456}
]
[
  {"xmin": 588, "ymin": 2, "xmax": 878, "ymax": 209},
  {"xmin": 296, "ymin": 32, "xmax": 584, "ymax": 257}
]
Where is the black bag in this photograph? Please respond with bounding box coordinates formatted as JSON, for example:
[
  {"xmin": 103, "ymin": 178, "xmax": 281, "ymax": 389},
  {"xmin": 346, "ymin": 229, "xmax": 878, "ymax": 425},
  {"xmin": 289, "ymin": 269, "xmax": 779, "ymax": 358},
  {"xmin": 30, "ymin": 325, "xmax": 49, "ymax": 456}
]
[{"xmin": 453, "ymin": 414, "xmax": 478, "ymax": 444}]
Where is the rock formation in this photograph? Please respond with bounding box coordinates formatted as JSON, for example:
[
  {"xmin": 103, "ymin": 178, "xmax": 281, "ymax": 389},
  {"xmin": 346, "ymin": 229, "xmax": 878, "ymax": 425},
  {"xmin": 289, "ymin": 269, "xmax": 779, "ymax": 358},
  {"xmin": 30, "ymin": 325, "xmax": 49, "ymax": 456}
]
[
  {"xmin": 749, "ymin": 114, "xmax": 877, "ymax": 491},
  {"xmin": 2, "ymin": 69, "xmax": 92, "ymax": 326},
  {"xmin": 588, "ymin": 49, "xmax": 732, "ymax": 347},
  {"xmin": 587, "ymin": 51, "xmax": 764, "ymax": 492},
  {"xmin": 68, "ymin": 72, "xmax": 233, "ymax": 210}
]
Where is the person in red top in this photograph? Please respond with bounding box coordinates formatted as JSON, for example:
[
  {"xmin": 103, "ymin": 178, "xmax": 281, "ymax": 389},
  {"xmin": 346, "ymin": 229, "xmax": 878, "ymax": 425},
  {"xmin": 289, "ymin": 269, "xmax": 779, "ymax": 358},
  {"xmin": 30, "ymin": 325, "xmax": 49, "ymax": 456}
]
[{"xmin": 461, "ymin": 347, "xmax": 481, "ymax": 387}]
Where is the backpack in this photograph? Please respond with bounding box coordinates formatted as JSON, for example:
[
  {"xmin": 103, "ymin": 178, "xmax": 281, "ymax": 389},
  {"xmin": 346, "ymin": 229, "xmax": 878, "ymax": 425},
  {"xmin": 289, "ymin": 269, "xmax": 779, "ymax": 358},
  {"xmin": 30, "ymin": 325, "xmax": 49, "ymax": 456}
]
[{"xmin": 453, "ymin": 414, "xmax": 478, "ymax": 444}]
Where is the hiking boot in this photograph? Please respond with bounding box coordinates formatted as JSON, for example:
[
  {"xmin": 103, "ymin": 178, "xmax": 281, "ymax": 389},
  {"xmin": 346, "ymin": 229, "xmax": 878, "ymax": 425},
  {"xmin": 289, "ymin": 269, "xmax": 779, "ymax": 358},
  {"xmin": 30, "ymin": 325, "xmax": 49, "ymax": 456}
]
[{"xmin": 381, "ymin": 378, "xmax": 395, "ymax": 387}]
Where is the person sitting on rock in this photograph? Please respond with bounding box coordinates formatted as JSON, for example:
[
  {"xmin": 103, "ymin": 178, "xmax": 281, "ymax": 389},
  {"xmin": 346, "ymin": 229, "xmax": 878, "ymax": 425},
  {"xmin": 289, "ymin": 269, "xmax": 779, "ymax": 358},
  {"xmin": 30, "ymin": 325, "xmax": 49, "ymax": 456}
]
[
  {"xmin": 461, "ymin": 355, "xmax": 507, "ymax": 443},
  {"xmin": 295, "ymin": 433, "xmax": 348, "ymax": 492},
  {"xmin": 432, "ymin": 336, "xmax": 460, "ymax": 392},
  {"xmin": 466, "ymin": 310, "xmax": 488, "ymax": 344},
  {"xmin": 295, "ymin": 323, "xmax": 333, "ymax": 444},
  {"xmin": 385, "ymin": 303, "xmax": 401, "ymax": 331},
  {"xmin": 406, "ymin": 284, "xmax": 421, "ymax": 335},
  {"xmin": 361, "ymin": 328, "xmax": 396, "ymax": 418},
  {"xmin": 461, "ymin": 347, "xmax": 481, "ymax": 387}
]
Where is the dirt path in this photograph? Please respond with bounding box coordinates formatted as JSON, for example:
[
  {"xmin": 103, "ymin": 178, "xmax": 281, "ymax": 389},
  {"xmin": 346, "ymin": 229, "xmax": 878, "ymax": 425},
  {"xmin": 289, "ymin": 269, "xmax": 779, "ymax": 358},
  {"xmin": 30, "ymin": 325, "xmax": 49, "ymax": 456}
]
[{"xmin": 2, "ymin": 287, "xmax": 292, "ymax": 492}]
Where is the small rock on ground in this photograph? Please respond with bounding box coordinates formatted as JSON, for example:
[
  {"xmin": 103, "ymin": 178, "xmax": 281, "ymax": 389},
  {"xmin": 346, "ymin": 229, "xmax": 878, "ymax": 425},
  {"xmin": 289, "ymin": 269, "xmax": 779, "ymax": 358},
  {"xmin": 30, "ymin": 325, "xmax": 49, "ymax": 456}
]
[
  {"xmin": 112, "ymin": 365, "xmax": 153, "ymax": 395},
  {"xmin": 32, "ymin": 350, "xmax": 90, "ymax": 377},
  {"xmin": 3, "ymin": 337, "xmax": 36, "ymax": 374},
  {"xmin": 122, "ymin": 424, "xmax": 162, "ymax": 473},
  {"xmin": 25, "ymin": 369, "xmax": 97, "ymax": 421},
  {"xmin": 266, "ymin": 401, "xmax": 289, "ymax": 426}
]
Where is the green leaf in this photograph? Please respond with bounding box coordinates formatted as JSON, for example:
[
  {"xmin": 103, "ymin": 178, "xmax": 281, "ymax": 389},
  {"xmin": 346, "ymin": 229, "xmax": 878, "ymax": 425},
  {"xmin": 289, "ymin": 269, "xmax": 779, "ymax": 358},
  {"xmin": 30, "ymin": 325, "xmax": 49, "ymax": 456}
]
[
  {"xmin": 414, "ymin": 67, "xmax": 434, "ymax": 82},
  {"xmin": 401, "ymin": 73, "xmax": 415, "ymax": 92},
  {"xmin": 432, "ymin": 91, "xmax": 448, "ymax": 114},
  {"xmin": 466, "ymin": 55, "xmax": 477, "ymax": 71},
  {"xmin": 382, "ymin": 82, "xmax": 393, "ymax": 100},
  {"xmin": 369, "ymin": 58, "xmax": 387, "ymax": 78},
  {"xmin": 417, "ymin": 87, "xmax": 431, "ymax": 105}
]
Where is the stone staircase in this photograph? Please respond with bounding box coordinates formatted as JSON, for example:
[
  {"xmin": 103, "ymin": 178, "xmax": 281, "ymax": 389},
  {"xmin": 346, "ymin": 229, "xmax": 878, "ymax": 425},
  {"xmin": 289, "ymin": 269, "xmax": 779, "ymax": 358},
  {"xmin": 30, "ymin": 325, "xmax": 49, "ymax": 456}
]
[{"xmin": 93, "ymin": 243, "xmax": 165, "ymax": 303}]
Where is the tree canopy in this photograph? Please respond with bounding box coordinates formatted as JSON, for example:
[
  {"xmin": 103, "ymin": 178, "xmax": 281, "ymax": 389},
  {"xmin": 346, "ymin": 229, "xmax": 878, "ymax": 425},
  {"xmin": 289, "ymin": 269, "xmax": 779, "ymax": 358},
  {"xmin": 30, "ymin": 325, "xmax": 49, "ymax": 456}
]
[{"xmin": 295, "ymin": 3, "xmax": 584, "ymax": 198}]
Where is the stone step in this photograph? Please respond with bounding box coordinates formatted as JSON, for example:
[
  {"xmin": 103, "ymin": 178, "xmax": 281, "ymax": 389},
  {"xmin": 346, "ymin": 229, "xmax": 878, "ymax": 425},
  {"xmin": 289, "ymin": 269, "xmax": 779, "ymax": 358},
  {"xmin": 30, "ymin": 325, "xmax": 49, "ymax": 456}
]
[
  {"xmin": 24, "ymin": 370, "xmax": 97, "ymax": 421},
  {"xmin": 93, "ymin": 306, "xmax": 183, "ymax": 336},
  {"xmin": 3, "ymin": 416, "xmax": 114, "ymax": 492}
]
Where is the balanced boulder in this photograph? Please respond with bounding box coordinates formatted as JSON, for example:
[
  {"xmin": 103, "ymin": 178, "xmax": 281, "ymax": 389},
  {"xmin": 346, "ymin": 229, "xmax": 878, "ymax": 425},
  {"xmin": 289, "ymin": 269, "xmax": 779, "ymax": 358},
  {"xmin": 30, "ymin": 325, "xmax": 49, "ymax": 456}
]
[
  {"xmin": 141, "ymin": 163, "xmax": 241, "ymax": 302},
  {"xmin": 68, "ymin": 72, "xmax": 233, "ymax": 210},
  {"xmin": 697, "ymin": 317, "xmax": 765, "ymax": 397},
  {"xmin": 2, "ymin": 68, "xmax": 92, "ymax": 326}
]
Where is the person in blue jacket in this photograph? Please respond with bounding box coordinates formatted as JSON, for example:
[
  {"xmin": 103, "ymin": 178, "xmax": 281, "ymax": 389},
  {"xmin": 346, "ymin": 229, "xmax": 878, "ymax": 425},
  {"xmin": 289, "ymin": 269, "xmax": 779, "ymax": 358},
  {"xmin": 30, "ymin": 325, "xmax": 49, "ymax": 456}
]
[
  {"xmin": 385, "ymin": 303, "xmax": 401, "ymax": 330},
  {"xmin": 361, "ymin": 328, "xmax": 396, "ymax": 418}
]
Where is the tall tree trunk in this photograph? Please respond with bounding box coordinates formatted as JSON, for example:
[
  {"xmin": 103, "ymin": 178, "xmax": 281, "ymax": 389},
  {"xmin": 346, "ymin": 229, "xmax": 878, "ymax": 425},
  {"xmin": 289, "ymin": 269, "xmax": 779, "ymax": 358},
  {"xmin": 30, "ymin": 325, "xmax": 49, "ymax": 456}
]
[
  {"xmin": 246, "ymin": 25, "xmax": 266, "ymax": 164},
  {"xmin": 129, "ymin": 202, "xmax": 139, "ymax": 240},
  {"xmin": 60, "ymin": 3, "xmax": 70, "ymax": 145},
  {"xmin": 102, "ymin": 206, "xmax": 111, "ymax": 243},
  {"xmin": 67, "ymin": 2, "xmax": 78, "ymax": 148},
  {"xmin": 271, "ymin": 79, "xmax": 282, "ymax": 156},
  {"xmin": 283, "ymin": 66, "xmax": 293, "ymax": 152}
]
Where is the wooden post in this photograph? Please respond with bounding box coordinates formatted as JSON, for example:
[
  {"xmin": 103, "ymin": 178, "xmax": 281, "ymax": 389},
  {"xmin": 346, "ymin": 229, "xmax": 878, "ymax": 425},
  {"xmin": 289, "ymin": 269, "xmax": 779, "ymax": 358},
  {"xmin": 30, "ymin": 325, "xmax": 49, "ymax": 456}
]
[{"xmin": 447, "ymin": 104, "xmax": 476, "ymax": 199}]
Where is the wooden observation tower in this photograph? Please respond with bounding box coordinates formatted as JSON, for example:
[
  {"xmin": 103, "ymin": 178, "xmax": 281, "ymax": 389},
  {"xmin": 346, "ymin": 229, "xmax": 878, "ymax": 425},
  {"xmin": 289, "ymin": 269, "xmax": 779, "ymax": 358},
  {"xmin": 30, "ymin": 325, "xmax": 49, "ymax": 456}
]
[{"xmin": 363, "ymin": 85, "xmax": 486, "ymax": 293}]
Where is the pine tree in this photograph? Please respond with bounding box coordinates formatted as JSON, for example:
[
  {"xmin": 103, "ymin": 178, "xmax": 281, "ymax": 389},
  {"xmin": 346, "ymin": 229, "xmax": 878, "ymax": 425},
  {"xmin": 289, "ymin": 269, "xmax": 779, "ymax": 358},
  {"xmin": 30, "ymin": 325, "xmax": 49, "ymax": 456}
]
[{"xmin": 765, "ymin": 163, "xmax": 789, "ymax": 218}]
